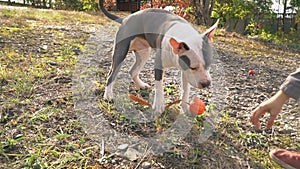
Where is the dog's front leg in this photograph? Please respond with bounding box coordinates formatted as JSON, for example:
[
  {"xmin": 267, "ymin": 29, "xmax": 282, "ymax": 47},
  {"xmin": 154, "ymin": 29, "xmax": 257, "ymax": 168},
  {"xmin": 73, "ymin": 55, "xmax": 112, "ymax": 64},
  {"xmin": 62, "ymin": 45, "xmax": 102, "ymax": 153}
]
[
  {"xmin": 181, "ymin": 72, "xmax": 190, "ymax": 113},
  {"xmin": 153, "ymin": 69, "xmax": 164, "ymax": 113}
]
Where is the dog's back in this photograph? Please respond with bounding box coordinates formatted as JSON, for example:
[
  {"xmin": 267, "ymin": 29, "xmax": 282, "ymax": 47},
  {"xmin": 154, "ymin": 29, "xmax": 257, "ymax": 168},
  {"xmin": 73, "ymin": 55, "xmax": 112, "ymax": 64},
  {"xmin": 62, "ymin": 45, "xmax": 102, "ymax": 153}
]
[{"xmin": 115, "ymin": 8, "xmax": 194, "ymax": 49}]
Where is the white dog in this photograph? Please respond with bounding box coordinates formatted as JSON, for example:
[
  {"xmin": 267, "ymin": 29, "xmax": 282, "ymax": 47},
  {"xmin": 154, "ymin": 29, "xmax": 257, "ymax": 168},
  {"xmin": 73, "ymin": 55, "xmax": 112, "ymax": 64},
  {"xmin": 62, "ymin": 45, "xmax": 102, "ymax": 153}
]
[{"xmin": 100, "ymin": 0, "xmax": 218, "ymax": 113}]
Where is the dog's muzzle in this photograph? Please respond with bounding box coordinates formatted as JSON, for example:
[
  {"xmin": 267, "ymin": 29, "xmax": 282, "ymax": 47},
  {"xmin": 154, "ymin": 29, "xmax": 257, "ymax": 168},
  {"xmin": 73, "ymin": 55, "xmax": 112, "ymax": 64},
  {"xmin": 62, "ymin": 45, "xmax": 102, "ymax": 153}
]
[{"xmin": 200, "ymin": 81, "xmax": 211, "ymax": 88}]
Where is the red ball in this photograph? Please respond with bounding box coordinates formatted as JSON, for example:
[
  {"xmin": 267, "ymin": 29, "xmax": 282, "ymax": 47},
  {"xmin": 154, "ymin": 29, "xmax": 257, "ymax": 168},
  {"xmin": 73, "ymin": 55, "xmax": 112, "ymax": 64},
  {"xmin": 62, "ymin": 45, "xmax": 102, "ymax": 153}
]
[{"xmin": 248, "ymin": 70, "xmax": 256, "ymax": 76}]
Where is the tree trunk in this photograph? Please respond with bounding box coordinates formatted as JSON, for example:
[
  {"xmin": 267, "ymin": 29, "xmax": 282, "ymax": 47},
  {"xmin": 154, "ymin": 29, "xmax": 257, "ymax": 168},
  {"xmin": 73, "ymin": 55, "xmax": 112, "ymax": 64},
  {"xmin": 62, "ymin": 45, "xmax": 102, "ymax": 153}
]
[
  {"xmin": 43, "ymin": 0, "xmax": 46, "ymax": 8},
  {"xmin": 193, "ymin": 0, "xmax": 215, "ymax": 26},
  {"xmin": 283, "ymin": 0, "xmax": 288, "ymax": 33},
  {"xmin": 208, "ymin": 0, "xmax": 215, "ymax": 25},
  {"xmin": 203, "ymin": 0, "xmax": 210, "ymax": 25},
  {"xmin": 193, "ymin": 0, "xmax": 203, "ymax": 25}
]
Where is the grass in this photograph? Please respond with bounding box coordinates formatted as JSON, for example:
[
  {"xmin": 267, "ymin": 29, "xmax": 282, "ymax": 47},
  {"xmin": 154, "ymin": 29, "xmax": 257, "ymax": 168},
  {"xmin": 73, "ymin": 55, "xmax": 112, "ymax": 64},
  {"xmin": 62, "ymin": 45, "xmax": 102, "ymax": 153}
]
[
  {"xmin": 1, "ymin": 5, "xmax": 299, "ymax": 169},
  {"xmin": 1, "ymin": 7, "xmax": 108, "ymax": 27},
  {"xmin": 0, "ymin": 5, "xmax": 107, "ymax": 168}
]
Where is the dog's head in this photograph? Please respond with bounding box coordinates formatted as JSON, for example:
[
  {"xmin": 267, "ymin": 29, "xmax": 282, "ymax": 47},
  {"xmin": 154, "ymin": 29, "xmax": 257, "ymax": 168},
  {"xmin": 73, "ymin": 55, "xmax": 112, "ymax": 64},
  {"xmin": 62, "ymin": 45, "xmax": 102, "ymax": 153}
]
[{"xmin": 169, "ymin": 20, "xmax": 218, "ymax": 89}]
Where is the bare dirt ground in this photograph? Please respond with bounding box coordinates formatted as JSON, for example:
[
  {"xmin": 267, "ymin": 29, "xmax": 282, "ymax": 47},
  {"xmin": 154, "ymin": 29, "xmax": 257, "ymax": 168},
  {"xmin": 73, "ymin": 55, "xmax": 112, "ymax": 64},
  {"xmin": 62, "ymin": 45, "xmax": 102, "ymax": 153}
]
[{"xmin": 77, "ymin": 23, "xmax": 300, "ymax": 169}]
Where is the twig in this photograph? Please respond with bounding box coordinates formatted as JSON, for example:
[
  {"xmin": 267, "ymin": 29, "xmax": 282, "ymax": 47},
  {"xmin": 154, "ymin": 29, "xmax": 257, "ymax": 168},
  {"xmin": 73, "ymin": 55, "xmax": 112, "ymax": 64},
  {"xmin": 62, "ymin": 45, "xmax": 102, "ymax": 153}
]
[
  {"xmin": 129, "ymin": 93, "xmax": 183, "ymax": 109},
  {"xmin": 129, "ymin": 94, "xmax": 152, "ymax": 107},
  {"xmin": 134, "ymin": 145, "xmax": 152, "ymax": 169},
  {"xmin": 100, "ymin": 139, "xmax": 105, "ymax": 156}
]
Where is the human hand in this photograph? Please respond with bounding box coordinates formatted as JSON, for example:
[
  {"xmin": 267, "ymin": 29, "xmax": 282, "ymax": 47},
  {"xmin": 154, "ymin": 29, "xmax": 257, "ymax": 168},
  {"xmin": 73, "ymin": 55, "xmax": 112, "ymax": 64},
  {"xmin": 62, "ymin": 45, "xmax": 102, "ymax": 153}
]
[{"xmin": 251, "ymin": 91, "xmax": 290, "ymax": 129}]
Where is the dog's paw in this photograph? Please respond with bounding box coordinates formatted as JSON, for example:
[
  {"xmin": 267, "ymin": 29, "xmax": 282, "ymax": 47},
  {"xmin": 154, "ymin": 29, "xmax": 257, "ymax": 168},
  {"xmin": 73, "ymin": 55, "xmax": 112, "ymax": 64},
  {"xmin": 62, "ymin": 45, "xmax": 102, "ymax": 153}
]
[
  {"xmin": 152, "ymin": 102, "xmax": 165, "ymax": 114},
  {"xmin": 181, "ymin": 102, "xmax": 189, "ymax": 114},
  {"xmin": 153, "ymin": 104, "xmax": 165, "ymax": 113},
  {"xmin": 103, "ymin": 86, "xmax": 114, "ymax": 100},
  {"xmin": 137, "ymin": 82, "xmax": 151, "ymax": 89},
  {"xmin": 135, "ymin": 78, "xmax": 151, "ymax": 89},
  {"xmin": 103, "ymin": 92, "xmax": 113, "ymax": 100}
]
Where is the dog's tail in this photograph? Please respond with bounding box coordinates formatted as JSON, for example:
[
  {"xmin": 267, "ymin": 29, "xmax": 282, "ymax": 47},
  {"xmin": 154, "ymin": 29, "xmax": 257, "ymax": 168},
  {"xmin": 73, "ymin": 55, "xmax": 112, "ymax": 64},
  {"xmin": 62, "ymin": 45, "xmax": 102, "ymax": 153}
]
[{"xmin": 99, "ymin": 0, "xmax": 123, "ymax": 23}]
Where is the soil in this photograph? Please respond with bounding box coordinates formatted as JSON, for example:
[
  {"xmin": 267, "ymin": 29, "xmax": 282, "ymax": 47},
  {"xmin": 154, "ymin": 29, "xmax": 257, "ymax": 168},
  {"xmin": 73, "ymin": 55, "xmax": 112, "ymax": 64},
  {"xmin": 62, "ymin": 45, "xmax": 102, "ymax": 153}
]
[{"xmin": 73, "ymin": 22, "xmax": 300, "ymax": 168}]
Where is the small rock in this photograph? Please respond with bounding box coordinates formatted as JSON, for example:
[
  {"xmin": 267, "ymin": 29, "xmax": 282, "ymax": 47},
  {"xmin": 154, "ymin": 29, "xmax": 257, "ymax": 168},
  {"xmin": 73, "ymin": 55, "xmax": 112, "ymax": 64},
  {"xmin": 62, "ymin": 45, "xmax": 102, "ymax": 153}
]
[
  {"xmin": 48, "ymin": 61, "xmax": 58, "ymax": 66},
  {"xmin": 73, "ymin": 48, "xmax": 83, "ymax": 55},
  {"xmin": 124, "ymin": 148, "xmax": 141, "ymax": 161},
  {"xmin": 14, "ymin": 133, "xmax": 24, "ymax": 139},
  {"xmin": 117, "ymin": 144, "xmax": 128, "ymax": 151},
  {"xmin": 41, "ymin": 45, "xmax": 48, "ymax": 50},
  {"xmin": 141, "ymin": 161, "xmax": 151, "ymax": 169},
  {"xmin": 289, "ymin": 116, "xmax": 295, "ymax": 120}
]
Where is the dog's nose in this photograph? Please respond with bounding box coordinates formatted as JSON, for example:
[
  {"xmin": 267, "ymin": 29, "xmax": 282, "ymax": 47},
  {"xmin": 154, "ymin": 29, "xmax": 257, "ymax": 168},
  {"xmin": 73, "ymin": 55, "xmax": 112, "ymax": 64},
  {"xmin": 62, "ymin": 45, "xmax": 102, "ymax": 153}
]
[{"xmin": 200, "ymin": 81, "xmax": 211, "ymax": 88}]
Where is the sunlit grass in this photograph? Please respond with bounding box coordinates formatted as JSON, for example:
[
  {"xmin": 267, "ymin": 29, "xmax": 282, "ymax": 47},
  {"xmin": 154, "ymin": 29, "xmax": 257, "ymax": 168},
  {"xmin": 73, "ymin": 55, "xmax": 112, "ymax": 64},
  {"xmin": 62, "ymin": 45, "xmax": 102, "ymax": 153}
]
[
  {"xmin": 0, "ymin": 6, "xmax": 105, "ymax": 168},
  {"xmin": 0, "ymin": 7, "xmax": 108, "ymax": 27}
]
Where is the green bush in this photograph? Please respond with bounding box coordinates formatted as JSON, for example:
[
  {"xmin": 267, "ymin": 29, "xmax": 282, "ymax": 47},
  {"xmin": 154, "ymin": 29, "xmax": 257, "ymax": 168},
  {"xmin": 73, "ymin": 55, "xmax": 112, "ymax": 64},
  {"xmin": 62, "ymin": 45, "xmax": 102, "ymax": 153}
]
[{"xmin": 52, "ymin": 0, "xmax": 98, "ymax": 11}]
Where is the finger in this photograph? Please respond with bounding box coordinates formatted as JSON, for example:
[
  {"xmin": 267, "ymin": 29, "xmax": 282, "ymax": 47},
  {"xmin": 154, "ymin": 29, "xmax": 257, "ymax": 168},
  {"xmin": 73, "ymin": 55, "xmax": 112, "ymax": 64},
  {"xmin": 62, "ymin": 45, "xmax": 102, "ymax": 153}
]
[
  {"xmin": 251, "ymin": 107, "xmax": 266, "ymax": 129},
  {"xmin": 267, "ymin": 114, "xmax": 278, "ymax": 129},
  {"xmin": 251, "ymin": 108, "xmax": 258, "ymax": 124},
  {"xmin": 251, "ymin": 109, "xmax": 261, "ymax": 129}
]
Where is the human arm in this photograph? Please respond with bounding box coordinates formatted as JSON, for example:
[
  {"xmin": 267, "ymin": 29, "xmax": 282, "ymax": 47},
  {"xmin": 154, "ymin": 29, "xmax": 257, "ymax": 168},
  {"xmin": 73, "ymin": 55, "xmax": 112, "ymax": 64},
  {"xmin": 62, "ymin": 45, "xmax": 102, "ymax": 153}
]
[
  {"xmin": 280, "ymin": 68, "xmax": 300, "ymax": 101},
  {"xmin": 251, "ymin": 68, "xmax": 300, "ymax": 129},
  {"xmin": 251, "ymin": 90, "xmax": 290, "ymax": 129}
]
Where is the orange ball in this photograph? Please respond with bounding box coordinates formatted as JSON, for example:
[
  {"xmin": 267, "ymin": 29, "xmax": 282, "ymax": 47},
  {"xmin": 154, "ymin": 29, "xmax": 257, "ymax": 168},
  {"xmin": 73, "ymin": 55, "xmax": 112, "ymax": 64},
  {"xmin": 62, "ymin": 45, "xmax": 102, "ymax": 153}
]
[{"xmin": 189, "ymin": 98, "xmax": 206, "ymax": 115}]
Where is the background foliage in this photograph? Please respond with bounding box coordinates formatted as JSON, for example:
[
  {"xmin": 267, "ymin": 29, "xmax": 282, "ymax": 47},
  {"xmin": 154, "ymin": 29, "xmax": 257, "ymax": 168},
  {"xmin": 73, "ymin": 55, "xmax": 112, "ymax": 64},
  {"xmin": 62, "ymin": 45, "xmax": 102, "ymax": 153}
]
[
  {"xmin": 1, "ymin": 0, "xmax": 299, "ymax": 54},
  {"xmin": 1, "ymin": 0, "xmax": 299, "ymax": 58}
]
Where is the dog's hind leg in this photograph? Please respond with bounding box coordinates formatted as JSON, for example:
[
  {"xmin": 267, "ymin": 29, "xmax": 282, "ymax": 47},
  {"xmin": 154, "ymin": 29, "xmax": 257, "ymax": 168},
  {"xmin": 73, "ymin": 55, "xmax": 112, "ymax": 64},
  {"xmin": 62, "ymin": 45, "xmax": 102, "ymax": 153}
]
[
  {"xmin": 129, "ymin": 37, "xmax": 151, "ymax": 89},
  {"xmin": 104, "ymin": 37, "xmax": 133, "ymax": 99}
]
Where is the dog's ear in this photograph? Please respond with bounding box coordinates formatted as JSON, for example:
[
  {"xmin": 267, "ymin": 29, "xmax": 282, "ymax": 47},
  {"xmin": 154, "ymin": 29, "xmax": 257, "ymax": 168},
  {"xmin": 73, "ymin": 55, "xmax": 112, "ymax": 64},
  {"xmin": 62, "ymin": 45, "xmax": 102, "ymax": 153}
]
[
  {"xmin": 169, "ymin": 38, "xmax": 189, "ymax": 55},
  {"xmin": 202, "ymin": 19, "xmax": 219, "ymax": 42}
]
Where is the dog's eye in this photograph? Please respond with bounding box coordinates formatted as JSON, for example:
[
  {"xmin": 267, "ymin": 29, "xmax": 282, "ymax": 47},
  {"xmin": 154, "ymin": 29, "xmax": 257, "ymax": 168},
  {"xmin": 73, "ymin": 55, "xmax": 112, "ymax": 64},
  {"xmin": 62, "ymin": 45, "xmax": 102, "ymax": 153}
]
[{"xmin": 190, "ymin": 67, "xmax": 197, "ymax": 70}]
